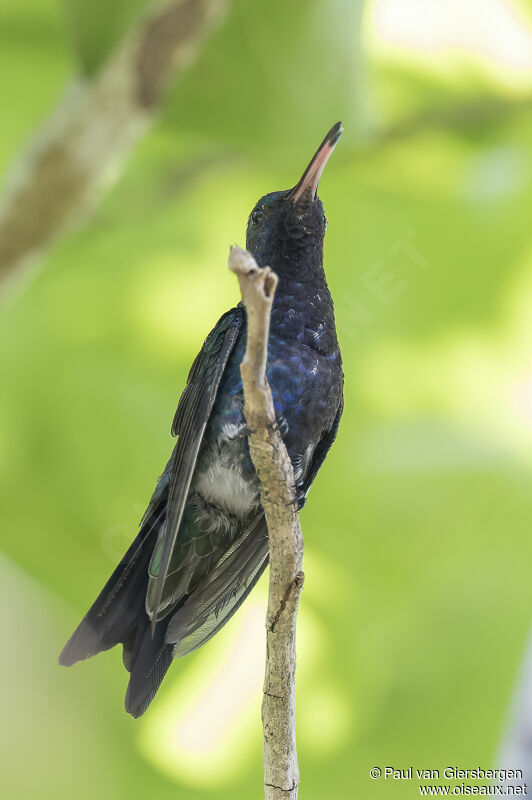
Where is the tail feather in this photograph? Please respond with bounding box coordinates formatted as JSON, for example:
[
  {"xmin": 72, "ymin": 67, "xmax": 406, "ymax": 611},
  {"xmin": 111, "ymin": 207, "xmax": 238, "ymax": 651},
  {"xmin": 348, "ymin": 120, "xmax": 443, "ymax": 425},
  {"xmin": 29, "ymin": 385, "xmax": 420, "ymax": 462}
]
[
  {"xmin": 59, "ymin": 498, "xmax": 179, "ymax": 718},
  {"xmin": 122, "ymin": 617, "xmax": 146, "ymax": 673},
  {"xmin": 59, "ymin": 504, "xmax": 269, "ymax": 718},
  {"xmin": 59, "ymin": 509, "xmax": 163, "ymax": 667},
  {"xmin": 124, "ymin": 620, "xmax": 174, "ymax": 718}
]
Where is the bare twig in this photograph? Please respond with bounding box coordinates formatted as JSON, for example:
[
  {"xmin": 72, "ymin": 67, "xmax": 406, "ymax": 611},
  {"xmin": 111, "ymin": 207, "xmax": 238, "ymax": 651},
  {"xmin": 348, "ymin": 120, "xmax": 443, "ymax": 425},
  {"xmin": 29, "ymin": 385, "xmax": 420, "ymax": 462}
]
[
  {"xmin": 228, "ymin": 245, "xmax": 304, "ymax": 800},
  {"xmin": 0, "ymin": 0, "xmax": 229, "ymax": 291}
]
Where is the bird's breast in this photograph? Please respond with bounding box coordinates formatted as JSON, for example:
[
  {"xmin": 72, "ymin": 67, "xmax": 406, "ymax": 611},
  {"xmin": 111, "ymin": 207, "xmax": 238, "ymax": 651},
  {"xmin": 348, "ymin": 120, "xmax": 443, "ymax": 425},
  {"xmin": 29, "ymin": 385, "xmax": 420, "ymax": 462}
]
[
  {"xmin": 194, "ymin": 457, "xmax": 259, "ymax": 518},
  {"xmin": 199, "ymin": 325, "xmax": 342, "ymax": 514}
]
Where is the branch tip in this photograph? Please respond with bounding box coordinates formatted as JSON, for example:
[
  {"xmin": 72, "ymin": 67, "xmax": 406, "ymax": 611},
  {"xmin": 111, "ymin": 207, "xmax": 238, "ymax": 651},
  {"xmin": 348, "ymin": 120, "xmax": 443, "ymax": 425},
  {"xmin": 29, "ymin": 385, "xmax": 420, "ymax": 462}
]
[{"xmin": 228, "ymin": 244, "xmax": 258, "ymax": 276}]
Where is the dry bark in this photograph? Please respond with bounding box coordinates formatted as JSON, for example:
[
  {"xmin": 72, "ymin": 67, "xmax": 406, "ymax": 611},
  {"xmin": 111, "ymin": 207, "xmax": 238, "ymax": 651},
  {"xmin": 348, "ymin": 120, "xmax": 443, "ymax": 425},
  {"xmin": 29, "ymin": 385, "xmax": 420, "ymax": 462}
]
[{"xmin": 228, "ymin": 245, "xmax": 304, "ymax": 799}]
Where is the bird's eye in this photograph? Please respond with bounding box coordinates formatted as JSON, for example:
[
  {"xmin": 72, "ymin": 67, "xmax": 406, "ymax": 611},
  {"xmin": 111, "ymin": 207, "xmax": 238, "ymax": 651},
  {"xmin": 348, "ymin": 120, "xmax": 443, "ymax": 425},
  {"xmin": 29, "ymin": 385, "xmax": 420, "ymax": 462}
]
[{"xmin": 251, "ymin": 207, "xmax": 264, "ymax": 225}]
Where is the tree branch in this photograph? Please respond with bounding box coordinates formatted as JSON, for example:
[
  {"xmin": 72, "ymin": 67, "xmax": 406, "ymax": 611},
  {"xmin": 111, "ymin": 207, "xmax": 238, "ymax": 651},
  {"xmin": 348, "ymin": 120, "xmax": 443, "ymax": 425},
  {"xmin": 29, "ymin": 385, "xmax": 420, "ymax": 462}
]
[
  {"xmin": 0, "ymin": 0, "xmax": 229, "ymax": 292},
  {"xmin": 228, "ymin": 245, "xmax": 304, "ymax": 800}
]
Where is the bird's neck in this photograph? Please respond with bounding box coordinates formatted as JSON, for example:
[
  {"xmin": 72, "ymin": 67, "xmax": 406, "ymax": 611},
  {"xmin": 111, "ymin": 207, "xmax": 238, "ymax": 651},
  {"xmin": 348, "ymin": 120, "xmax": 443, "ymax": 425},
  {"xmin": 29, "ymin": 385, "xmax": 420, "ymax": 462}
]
[
  {"xmin": 249, "ymin": 236, "xmax": 338, "ymax": 354},
  {"xmin": 269, "ymin": 262, "xmax": 339, "ymax": 356}
]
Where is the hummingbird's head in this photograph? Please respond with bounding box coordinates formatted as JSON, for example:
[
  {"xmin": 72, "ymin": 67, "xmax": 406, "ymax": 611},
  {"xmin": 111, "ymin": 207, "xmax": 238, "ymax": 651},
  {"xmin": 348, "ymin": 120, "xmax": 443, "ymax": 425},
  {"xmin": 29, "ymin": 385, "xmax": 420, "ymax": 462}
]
[{"xmin": 245, "ymin": 122, "xmax": 342, "ymax": 275}]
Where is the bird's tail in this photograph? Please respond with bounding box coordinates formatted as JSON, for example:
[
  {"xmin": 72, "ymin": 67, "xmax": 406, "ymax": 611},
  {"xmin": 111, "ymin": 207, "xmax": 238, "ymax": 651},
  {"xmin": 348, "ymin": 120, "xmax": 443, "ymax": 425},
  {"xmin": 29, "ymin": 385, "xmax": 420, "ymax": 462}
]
[
  {"xmin": 59, "ymin": 509, "xmax": 269, "ymax": 718},
  {"xmin": 59, "ymin": 504, "xmax": 174, "ymax": 717}
]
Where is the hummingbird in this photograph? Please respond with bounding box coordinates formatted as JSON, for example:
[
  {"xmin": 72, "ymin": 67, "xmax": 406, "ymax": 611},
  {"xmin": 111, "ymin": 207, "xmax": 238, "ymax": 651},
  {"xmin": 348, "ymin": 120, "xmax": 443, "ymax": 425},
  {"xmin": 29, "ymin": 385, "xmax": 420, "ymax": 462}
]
[{"xmin": 60, "ymin": 122, "xmax": 344, "ymax": 717}]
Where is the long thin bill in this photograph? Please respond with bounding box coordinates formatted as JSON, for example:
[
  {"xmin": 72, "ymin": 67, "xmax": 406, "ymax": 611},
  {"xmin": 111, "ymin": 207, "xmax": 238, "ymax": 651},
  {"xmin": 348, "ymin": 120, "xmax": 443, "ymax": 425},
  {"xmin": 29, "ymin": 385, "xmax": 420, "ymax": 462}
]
[{"xmin": 290, "ymin": 121, "xmax": 343, "ymax": 203}]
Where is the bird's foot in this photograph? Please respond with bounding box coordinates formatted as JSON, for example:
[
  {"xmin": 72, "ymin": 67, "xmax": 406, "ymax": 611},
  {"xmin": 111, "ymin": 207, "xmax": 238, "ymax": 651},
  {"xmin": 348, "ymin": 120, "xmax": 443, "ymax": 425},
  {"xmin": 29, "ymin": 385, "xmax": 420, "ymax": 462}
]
[
  {"xmin": 269, "ymin": 415, "xmax": 289, "ymax": 437},
  {"xmin": 228, "ymin": 423, "xmax": 255, "ymax": 441},
  {"xmin": 228, "ymin": 416, "xmax": 288, "ymax": 440},
  {"xmin": 287, "ymin": 484, "xmax": 307, "ymax": 511}
]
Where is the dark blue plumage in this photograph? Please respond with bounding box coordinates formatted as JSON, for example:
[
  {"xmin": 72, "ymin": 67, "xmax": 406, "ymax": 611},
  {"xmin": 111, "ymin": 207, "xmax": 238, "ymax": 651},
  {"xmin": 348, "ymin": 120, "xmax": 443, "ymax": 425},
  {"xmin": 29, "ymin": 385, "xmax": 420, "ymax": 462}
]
[{"xmin": 60, "ymin": 123, "xmax": 344, "ymax": 718}]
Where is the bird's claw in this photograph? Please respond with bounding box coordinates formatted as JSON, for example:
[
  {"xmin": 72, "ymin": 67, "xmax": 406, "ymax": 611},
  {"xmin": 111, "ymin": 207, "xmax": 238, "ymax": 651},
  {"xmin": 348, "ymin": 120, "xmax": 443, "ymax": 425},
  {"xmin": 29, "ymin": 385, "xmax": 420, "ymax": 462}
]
[
  {"xmin": 269, "ymin": 415, "xmax": 289, "ymax": 437},
  {"xmin": 229, "ymin": 416, "xmax": 288, "ymax": 441},
  {"xmin": 287, "ymin": 487, "xmax": 306, "ymax": 511},
  {"xmin": 228, "ymin": 424, "xmax": 255, "ymax": 441}
]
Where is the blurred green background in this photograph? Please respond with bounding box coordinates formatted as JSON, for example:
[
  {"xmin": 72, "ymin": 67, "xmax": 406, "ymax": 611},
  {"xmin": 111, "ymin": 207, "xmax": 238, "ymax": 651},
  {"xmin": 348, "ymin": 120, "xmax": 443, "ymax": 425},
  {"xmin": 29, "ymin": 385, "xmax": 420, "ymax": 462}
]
[{"xmin": 3, "ymin": 0, "xmax": 532, "ymax": 797}]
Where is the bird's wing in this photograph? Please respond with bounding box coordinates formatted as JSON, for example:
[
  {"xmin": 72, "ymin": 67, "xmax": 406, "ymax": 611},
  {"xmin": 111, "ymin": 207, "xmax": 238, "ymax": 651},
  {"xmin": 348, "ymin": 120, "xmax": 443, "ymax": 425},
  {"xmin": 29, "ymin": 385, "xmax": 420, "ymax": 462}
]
[
  {"xmin": 166, "ymin": 515, "xmax": 269, "ymax": 656},
  {"xmin": 146, "ymin": 306, "xmax": 245, "ymax": 626},
  {"xmin": 165, "ymin": 391, "xmax": 344, "ymax": 655},
  {"xmin": 302, "ymin": 391, "xmax": 344, "ymax": 496}
]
